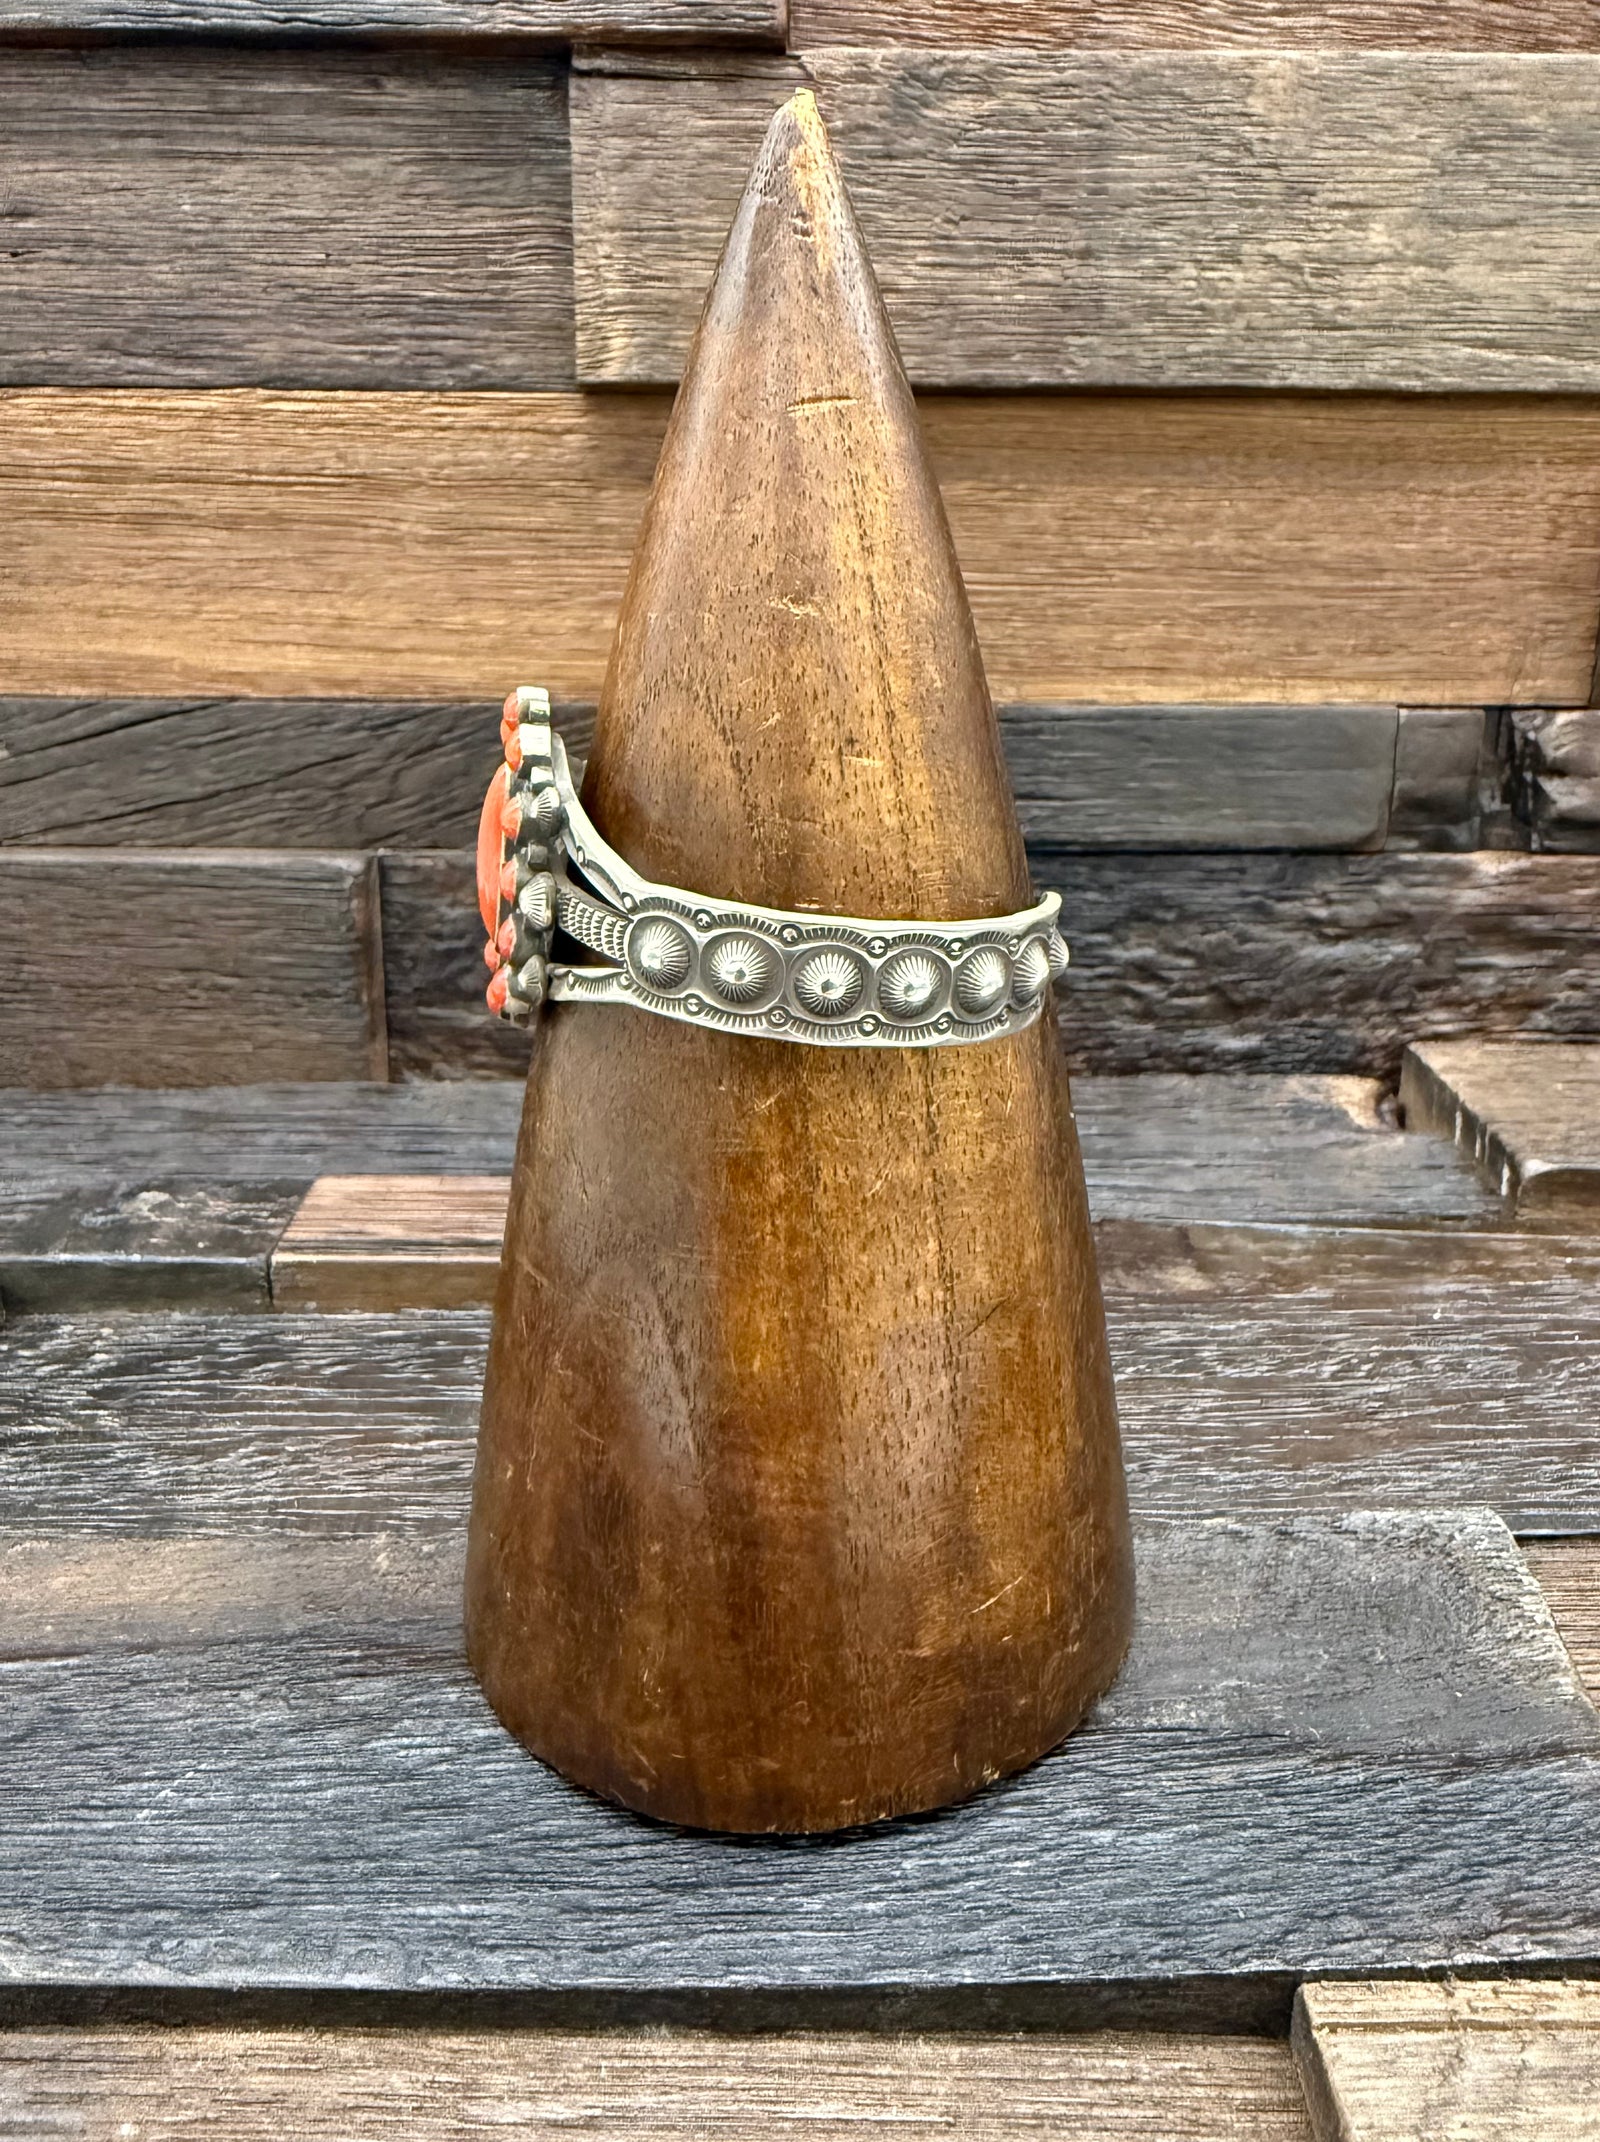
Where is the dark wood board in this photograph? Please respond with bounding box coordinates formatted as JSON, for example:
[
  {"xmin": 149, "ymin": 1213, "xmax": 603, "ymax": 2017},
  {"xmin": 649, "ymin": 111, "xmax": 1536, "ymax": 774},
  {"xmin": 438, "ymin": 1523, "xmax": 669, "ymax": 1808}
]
[
  {"xmin": 0, "ymin": 851, "xmax": 387, "ymax": 1089},
  {"xmin": 0, "ymin": 2025, "xmax": 1313, "ymax": 2142},
  {"xmin": 8, "ymin": 390, "xmax": 1600, "ymax": 707},
  {"xmin": 1387, "ymin": 707, "xmax": 1496, "ymax": 851},
  {"xmin": 0, "ymin": 0, "xmax": 783, "ymax": 40},
  {"xmin": 378, "ymin": 851, "xmax": 534, "ymax": 1081},
  {"xmin": 0, "ymin": 1510, "xmax": 1594, "ymax": 2013},
  {"xmin": 1400, "ymin": 1040, "xmax": 1600, "ymax": 1223},
  {"xmin": 1045, "ymin": 851, "xmax": 1600, "ymax": 1076},
  {"xmin": 0, "ymin": 50, "xmax": 572, "ymax": 392},
  {"xmin": 1002, "ymin": 705, "xmax": 1396, "ymax": 851},
  {"xmin": 380, "ymin": 846, "xmax": 1600, "ymax": 1079},
  {"xmin": 788, "ymin": 2, "xmax": 1600, "ymax": 50},
  {"xmin": 0, "ymin": 1081, "xmax": 525, "ymax": 1184},
  {"xmin": 2, "ymin": 699, "xmax": 1406, "ymax": 854},
  {"xmin": 9, "ymin": 1072, "xmax": 1473, "ymax": 1207},
  {"xmin": 573, "ymin": 50, "xmax": 1600, "ymax": 391},
  {"xmin": 8, "ymin": 1291, "xmax": 1600, "ymax": 1537},
  {"xmin": 0, "ymin": 1182, "xmax": 298, "ymax": 1314},
  {"xmin": 1293, "ymin": 1978, "xmax": 1600, "ymax": 2142},
  {"xmin": 1512, "ymin": 708, "xmax": 1600, "ymax": 851}
]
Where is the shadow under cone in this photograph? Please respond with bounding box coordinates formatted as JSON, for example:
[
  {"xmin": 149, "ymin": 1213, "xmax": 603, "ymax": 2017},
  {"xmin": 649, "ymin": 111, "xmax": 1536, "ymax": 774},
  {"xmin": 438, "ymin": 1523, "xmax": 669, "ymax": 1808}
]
[{"xmin": 466, "ymin": 90, "xmax": 1133, "ymax": 1834}]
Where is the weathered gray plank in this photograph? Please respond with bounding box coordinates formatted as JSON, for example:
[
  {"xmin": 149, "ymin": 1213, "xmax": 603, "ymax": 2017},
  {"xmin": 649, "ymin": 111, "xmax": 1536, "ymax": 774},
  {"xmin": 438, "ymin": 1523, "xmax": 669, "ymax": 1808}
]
[
  {"xmin": 2, "ymin": 699, "xmax": 1407, "ymax": 853},
  {"xmin": 789, "ymin": 1, "xmax": 1600, "ymax": 50},
  {"xmin": 1293, "ymin": 1979, "xmax": 1600, "ymax": 2142},
  {"xmin": 0, "ymin": 2025, "xmax": 1313, "ymax": 2142},
  {"xmin": 1387, "ymin": 706, "xmax": 1498, "ymax": 851},
  {"xmin": 384, "ymin": 847, "xmax": 1600, "ymax": 1080},
  {"xmin": 0, "ymin": 1182, "xmax": 298, "ymax": 1314},
  {"xmin": 1002, "ymin": 705, "xmax": 1396, "ymax": 851},
  {"xmin": 1401, "ymin": 1040, "xmax": 1600, "ymax": 1223},
  {"xmin": 572, "ymin": 50, "xmax": 1600, "ymax": 390},
  {"xmin": 0, "ymin": 49, "xmax": 572, "ymax": 390},
  {"xmin": 0, "ymin": 852, "xmax": 386, "ymax": 1089},
  {"xmin": 378, "ymin": 851, "xmax": 533, "ymax": 1081},
  {"xmin": 0, "ymin": 1082, "xmax": 524, "ymax": 1184},
  {"xmin": 262, "ymin": 1075, "xmax": 1506, "ymax": 1305},
  {"xmin": 1071, "ymin": 1073, "xmax": 1498, "ymax": 1228},
  {"xmin": 6, "ymin": 1073, "xmax": 1479, "ymax": 1214},
  {"xmin": 1512, "ymin": 707, "xmax": 1600, "ymax": 851},
  {"xmin": 7, "ymin": 1289, "xmax": 1600, "ymax": 1536},
  {"xmin": 0, "ymin": 0, "xmax": 783, "ymax": 38},
  {"xmin": 1045, "ymin": 851, "xmax": 1600, "ymax": 1076},
  {"xmin": 0, "ymin": 1511, "xmax": 1594, "ymax": 2011}
]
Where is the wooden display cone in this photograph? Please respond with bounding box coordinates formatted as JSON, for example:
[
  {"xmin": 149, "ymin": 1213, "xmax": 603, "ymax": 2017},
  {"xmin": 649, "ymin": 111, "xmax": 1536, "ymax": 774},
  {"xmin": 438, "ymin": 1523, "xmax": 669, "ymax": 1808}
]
[{"xmin": 465, "ymin": 90, "xmax": 1133, "ymax": 1834}]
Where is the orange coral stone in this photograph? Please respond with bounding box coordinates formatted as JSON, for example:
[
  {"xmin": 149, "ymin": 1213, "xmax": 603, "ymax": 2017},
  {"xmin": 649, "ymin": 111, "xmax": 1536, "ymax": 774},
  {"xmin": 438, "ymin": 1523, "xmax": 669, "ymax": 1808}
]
[
  {"xmin": 486, "ymin": 966, "xmax": 511, "ymax": 1014},
  {"xmin": 477, "ymin": 764, "xmax": 510, "ymax": 934}
]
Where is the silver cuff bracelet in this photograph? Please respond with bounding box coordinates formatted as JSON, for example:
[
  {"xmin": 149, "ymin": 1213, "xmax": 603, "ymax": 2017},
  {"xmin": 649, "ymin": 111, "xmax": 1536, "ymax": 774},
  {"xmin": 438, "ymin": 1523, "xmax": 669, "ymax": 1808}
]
[{"xmin": 479, "ymin": 687, "xmax": 1068, "ymax": 1050}]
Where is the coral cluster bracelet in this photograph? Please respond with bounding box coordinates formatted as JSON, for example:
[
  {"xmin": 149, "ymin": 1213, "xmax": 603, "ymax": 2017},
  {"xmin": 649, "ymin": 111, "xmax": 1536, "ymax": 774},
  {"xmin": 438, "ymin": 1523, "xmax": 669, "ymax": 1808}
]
[{"xmin": 477, "ymin": 687, "xmax": 1069, "ymax": 1050}]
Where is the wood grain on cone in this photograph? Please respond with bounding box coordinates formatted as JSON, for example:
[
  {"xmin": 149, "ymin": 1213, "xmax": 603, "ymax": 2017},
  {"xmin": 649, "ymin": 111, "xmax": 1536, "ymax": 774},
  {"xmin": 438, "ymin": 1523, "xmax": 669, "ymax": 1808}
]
[{"xmin": 466, "ymin": 89, "xmax": 1134, "ymax": 1833}]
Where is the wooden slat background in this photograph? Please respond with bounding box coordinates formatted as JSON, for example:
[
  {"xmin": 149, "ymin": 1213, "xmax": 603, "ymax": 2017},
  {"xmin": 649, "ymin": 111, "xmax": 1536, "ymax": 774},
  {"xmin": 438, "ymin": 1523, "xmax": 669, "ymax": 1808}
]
[
  {"xmin": 0, "ymin": 851, "xmax": 387, "ymax": 1088},
  {"xmin": 7, "ymin": 390, "xmax": 1599, "ymax": 705},
  {"xmin": 0, "ymin": 51, "xmax": 573, "ymax": 392},
  {"xmin": 0, "ymin": 0, "xmax": 787, "ymax": 40},
  {"xmin": 572, "ymin": 49, "xmax": 1600, "ymax": 391},
  {"xmin": 788, "ymin": 2, "xmax": 1600, "ymax": 49}
]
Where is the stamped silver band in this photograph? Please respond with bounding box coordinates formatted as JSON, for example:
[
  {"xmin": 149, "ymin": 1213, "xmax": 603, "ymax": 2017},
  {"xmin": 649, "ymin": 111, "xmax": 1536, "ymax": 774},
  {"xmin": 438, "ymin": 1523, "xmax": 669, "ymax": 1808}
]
[{"xmin": 488, "ymin": 688, "xmax": 1069, "ymax": 1049}]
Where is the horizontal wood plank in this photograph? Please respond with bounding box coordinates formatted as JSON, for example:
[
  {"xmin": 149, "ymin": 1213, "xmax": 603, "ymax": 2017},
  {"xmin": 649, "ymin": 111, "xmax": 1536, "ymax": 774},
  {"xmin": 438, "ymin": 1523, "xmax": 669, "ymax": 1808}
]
[
  {"xmin": 1400, "ymin": 1040, "xmax": 1600, "ymax": 1222},
  {"xmin": 378, "ymin": 847, "xmax": 1600, "ymax": 1078},
  {"xmin": 1386, "ymin": 706, "xmax": 1495, "ymax": 850},
  {"xmin": 8, "ymin": 1284, "xmax": 1600, "ymax": 1534},
  {"xmin": 0, "ymin": 699, "xmax": 1409, "ymax": 852},
  {"xmin": 0, "ymin": 1182, "xmax": 298, "ymax": 1315},
  {"xmin": 1293, "ymin": 1978, "xmax": 1600, "ymax": 2142},
  {"xmin": 573, "ymin": 50, "xmax": 1600, "ymax": 391},
  {"xmin": 1003, "ymin": 705, "xmax": 1396, "ymax": 851},
  {"xmin": 0, "ymin": 1509, "xmax": 1593, "ymax": 2007},
  {"xmin": 272, "ymin": 1176, "xmax": 508, "ymax": 1309},
  {"xmin": 0, "ymin": 2026, "xmax": 1313, "ymax": 2142},
  {"xmin": 1047, "ymin": 852, "xmax": 1600, "ymax": 1076},
  {"xmin": 6, "ymin": 390, "xmax": 1599, "ymax": 706},
  {"xmin": 0, "ymin": 50, "xmax": 572, "ymax": 391},
  {"xmin": 789, "ymin": 2, "xmax": 1600, "ymax": 50},
  {"xmin": 0, "ymin": 852, "xmax": 386, "ymax": 1089},
  {"xmin": 1512, "ymin": 707, "xmax": 1600, "ymax": 850},
  {"xmin": 1522, "ymin": 1540, "xmax": 1600, "ymax": 1695},
  {"xmin": 0, "ymin": 0, "xmax": 783, "ymax": 38},
  {"xmin": 0, "ymin": 1082, "xmax": 525, "ymax": 1184}
]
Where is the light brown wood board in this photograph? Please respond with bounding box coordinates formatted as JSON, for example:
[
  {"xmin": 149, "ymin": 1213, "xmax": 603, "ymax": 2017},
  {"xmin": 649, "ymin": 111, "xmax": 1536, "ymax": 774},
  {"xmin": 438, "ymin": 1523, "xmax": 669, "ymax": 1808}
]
[
  {"xmin": 573, "ymin": 50, "xmax": 1600, "ymax": 391},
  {"xmin": 1400, "ymin": 1040, "xmax": 1600, "ymax": 1223},
  {"xmin": 6, "ymin": 390, "xmax": 1600, "ymax": 706},
  {"xmin": 1293, "ymin": 1978, "xmax": 1600, "ymax": 2142},
  {"xmin": 0, "ymin": 2027, "xmax": 1314, "ymax": 2140},
  {"xmin": 1522, "ymin": 1539, "xmax": 1600, "ymax": 1694},
  {"xmin": 788, "ymin": 2, "xmax": 1600, "ymax": 49}
]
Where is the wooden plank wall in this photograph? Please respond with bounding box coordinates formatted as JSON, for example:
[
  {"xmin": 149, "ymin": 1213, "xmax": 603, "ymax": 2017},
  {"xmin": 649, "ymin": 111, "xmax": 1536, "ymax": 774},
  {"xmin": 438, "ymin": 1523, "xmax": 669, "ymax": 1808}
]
[{"xmin": 1, "ymin": 4, "xmax": 1599, "ymax": 1085}]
